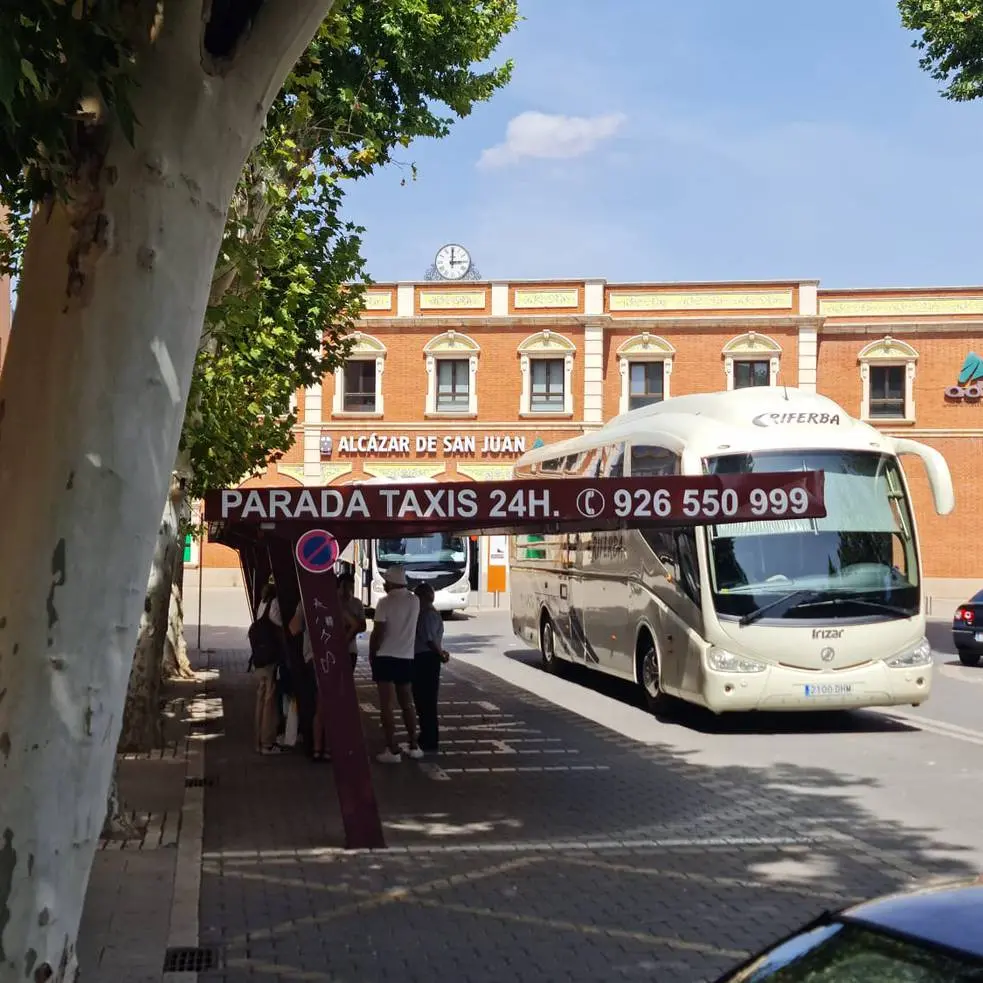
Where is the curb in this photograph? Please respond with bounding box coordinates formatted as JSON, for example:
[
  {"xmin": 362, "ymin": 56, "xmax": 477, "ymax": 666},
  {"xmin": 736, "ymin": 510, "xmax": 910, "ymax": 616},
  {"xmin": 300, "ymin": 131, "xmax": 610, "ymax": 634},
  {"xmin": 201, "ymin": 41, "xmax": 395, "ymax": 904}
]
[{"xmin": 162, "ymin": 692, "xmax": 206, "ymax": 982}]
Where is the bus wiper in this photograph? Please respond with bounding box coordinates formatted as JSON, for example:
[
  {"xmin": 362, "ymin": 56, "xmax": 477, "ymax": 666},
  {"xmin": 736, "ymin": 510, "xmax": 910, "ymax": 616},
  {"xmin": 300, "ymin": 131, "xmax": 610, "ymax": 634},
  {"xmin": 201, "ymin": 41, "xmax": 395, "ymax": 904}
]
[
  {"xmin": 791, "ymin": 596, "xmax": 914, "ymax": 618},
  {"xmin": 738, "ymin": 590, "xmax": 825, "ymax": 627}
]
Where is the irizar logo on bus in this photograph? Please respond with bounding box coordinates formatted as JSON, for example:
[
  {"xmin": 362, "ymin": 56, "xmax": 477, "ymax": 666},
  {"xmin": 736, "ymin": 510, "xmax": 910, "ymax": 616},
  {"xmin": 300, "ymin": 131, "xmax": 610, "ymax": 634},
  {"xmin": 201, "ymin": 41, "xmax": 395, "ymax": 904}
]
[
  {"xmin": 812, "ymin": 629, "xmax": 843, "ymax": 640},
  {"xmin": 752, "ymin": 411, "xmax": 841, "ymax": 428}
]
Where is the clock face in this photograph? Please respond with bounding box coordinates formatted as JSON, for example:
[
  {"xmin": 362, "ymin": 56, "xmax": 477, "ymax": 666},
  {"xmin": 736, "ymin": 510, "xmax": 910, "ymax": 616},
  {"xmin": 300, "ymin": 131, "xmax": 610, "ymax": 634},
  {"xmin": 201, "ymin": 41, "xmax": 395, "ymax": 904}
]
[{"xmin": 434, "ymin": 243, "xmax": 471, "ymax": 280}]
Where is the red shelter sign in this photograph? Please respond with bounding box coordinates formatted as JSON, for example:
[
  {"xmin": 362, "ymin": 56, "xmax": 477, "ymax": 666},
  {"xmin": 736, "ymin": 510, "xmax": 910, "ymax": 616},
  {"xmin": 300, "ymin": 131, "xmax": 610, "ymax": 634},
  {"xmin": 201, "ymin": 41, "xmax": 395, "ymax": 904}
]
[
  {"xmin": 204, "ymin": 471, "xmax": 825, "ymax": 851},
  {"xmin": 207, "ymin": 471, "xmax": 824, "ymax": 533}
]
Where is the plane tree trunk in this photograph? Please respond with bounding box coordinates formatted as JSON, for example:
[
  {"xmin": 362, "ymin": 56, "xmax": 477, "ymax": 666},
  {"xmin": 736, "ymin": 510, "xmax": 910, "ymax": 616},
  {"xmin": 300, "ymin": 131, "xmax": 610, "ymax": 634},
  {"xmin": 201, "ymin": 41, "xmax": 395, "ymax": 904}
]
[
  {"xmin": 0, "ymin": 5, "xmax": 336, "ymax": 979},
  {"xmin": 162, "ymin": 487, "xmax": 194, "ymax": 681},
  {"xmin": 118, "ymin": 477, "xmax": 182, "ymax": 753}
]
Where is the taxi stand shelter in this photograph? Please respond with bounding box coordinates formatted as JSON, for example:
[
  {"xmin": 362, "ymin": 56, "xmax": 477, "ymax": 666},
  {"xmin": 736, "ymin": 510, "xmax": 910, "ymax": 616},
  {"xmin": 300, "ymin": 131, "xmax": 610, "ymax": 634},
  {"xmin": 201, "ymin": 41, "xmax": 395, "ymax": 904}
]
[{"xmin": 203, "ymin": 471, "xmax": 826, "ymax": 850}]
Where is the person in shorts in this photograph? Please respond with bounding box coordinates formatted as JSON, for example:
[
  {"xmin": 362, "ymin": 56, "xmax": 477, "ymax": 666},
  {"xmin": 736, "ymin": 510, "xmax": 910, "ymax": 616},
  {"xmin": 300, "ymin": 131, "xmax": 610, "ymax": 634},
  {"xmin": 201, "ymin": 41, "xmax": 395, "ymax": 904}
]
[{"xmin": 368, "ymin": 566, "xmax": 423, "ymax": 763}]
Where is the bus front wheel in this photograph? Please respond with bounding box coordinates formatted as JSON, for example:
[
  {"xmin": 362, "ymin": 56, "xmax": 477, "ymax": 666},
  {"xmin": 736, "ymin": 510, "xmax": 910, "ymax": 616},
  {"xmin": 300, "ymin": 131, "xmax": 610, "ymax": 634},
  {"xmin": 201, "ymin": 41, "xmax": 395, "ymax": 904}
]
[
  {"xmin": 540, "ymin": 615, "xmax": 560, "ymax": 674},
  {"xmin": 637, "ymin": 634, "xmax": 671, "ymax": 714}
]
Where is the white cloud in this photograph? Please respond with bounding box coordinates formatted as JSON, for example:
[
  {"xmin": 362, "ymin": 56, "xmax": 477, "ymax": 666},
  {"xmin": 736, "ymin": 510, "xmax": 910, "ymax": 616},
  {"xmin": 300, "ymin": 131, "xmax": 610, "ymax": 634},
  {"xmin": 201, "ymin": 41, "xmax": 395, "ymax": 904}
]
[{"xmin": 478, "ymin": 111, "xmax": 626, "ymax": 169}]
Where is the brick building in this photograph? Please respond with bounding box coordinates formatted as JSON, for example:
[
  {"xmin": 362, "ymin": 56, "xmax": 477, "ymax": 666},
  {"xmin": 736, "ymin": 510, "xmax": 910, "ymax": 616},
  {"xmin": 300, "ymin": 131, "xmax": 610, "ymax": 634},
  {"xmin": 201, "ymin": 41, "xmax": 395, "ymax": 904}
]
[{"xmin": 202, "ymin": 273, "xmax": 983, "ymax": 592}]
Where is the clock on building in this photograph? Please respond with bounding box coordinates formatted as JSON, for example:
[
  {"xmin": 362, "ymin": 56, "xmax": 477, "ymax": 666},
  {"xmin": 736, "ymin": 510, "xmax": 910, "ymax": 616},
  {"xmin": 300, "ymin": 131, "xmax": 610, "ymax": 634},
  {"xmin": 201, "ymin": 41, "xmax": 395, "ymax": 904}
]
[{"xmin": 425, "ymin": 243, "xmax": 482, "ymax": 281}]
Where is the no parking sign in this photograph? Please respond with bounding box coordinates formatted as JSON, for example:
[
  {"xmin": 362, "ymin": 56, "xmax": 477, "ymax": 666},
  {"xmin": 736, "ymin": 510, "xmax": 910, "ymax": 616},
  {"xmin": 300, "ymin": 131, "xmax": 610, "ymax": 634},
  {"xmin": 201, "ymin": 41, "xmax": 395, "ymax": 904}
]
[{"xmin": 295, "ymin": 529, "xmax": 340, "ymax": 574}]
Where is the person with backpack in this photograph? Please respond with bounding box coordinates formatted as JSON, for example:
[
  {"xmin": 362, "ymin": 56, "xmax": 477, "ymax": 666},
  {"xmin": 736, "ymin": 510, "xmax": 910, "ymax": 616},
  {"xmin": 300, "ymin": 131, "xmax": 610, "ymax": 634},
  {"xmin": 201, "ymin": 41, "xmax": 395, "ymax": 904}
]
[{"xmin": 250, "ymin": 582, "xmax": 287, "ymax": 755}]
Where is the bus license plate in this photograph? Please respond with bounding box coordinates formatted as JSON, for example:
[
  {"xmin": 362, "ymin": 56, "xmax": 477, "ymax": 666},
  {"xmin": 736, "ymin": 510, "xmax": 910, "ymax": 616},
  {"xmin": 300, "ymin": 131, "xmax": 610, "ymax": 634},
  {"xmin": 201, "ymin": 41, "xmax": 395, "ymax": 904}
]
[
  {"xmin": 804, "ymin": 683, "xmax": 852, "ymax": 697},
  {"xmin": 975, "ymin": 632, "xmax": 983, "ymax": 642}
]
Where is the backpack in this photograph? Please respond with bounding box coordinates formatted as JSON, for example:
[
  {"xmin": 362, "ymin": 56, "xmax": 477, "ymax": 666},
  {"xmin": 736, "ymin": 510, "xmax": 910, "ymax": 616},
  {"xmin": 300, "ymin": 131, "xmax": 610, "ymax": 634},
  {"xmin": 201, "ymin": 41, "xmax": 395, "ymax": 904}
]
[{"xmin": 248, "ymin": 605, "xmax": 282, "ymax": 669}]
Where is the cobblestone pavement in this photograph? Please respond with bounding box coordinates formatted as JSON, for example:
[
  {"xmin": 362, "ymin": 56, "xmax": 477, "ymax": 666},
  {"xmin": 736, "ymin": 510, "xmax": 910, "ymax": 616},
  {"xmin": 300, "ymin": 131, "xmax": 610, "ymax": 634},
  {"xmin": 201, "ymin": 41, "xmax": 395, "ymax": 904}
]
[{"xmin": 194, "ymin": 610, "xmax": 982, "ymax": 983}]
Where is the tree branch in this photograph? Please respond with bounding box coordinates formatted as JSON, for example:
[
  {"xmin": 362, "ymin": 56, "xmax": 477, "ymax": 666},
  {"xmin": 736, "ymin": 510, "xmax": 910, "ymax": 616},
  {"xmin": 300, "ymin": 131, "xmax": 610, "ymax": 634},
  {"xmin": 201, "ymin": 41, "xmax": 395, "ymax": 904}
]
[{"xmin": 231, "ymin": 0, "xmax": 339, "ymax": 121}]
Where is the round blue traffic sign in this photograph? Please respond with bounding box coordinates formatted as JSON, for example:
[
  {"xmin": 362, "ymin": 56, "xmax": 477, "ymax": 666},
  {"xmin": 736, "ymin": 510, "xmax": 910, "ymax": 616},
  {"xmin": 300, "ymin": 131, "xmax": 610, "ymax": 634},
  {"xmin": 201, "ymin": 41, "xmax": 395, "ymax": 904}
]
[{"xmin": 295, "ymin": 529, "xmax": 340, "ymax": 574}]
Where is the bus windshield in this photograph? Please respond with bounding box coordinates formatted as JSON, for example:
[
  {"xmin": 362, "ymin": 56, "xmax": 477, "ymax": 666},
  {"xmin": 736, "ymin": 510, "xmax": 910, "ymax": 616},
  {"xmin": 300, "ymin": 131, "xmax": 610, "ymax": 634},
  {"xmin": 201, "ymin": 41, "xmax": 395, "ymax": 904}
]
[
  {"xmin": 704, "ymin": 450, "xmax": 919, "ymax": 622},
  {"xmin": 375, "ymin": 533, "xmax": 467, "ymax": 570}
]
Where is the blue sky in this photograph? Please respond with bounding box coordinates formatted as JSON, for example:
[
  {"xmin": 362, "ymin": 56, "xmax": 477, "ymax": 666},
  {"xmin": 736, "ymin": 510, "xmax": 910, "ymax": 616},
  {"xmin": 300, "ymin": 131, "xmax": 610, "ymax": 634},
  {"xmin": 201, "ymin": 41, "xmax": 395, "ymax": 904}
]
[{"xmin": 340, "ymin": 0, "xmax": 983, "ymax": 288}]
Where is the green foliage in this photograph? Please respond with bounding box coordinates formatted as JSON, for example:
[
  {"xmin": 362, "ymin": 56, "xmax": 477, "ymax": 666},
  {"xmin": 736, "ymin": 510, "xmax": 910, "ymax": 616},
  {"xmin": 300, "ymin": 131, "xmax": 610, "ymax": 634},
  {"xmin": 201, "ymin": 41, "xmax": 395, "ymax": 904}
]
[
  {"xmin": 0, "ymin": 0, "xmax": 519, "ymax": 495},
  {"xmin": 899, "ymin": 0, "xmax": 983, "ymax": 100},
  {"xmin": 0, "ymin": 1, "xmax": 137, "ymax": 200},
  {"xmin": 182, "ymin": 0, "xmax": 518, "ymax": 495},
  {"xmin": 0, "ymin": 2, "xmax": 139, "ymax": 276}
]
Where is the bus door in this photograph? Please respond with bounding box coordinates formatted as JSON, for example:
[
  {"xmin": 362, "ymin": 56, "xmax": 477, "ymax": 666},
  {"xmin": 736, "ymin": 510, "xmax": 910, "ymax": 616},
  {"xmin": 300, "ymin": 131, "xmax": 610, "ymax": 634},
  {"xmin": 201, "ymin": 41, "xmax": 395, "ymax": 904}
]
[
  {"xmin": 590, "ymin": 442, "xmax": 630, "ymax": 672},
  {"xmin": 565, "ymin": 531, "xmax": 594, "ymax": 666}
]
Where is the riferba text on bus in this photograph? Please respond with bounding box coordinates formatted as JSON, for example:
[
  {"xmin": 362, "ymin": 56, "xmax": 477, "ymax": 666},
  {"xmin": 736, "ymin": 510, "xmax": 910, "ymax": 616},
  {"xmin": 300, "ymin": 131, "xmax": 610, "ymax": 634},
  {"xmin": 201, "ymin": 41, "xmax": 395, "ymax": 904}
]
[{"xmin": 207, "ymin": 472, "xmax": 826, "ymax": 526}]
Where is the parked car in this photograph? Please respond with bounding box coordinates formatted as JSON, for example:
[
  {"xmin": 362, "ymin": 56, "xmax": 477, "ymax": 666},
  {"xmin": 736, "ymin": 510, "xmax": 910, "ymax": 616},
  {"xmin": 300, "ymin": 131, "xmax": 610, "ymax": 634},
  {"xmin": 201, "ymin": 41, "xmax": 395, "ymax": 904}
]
[
  {"xmin": 953, "ymin": 589, "xmax": 983, "ymax": 667},
  {"xmin": 713, "ymin": 878, "xmax": 983, "ymax": 981}
]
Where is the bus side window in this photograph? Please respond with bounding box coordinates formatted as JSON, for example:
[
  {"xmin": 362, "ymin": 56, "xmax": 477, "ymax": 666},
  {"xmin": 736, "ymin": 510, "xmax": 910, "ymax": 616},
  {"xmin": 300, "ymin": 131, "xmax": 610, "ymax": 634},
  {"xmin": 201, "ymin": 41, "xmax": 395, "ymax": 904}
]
[
  {"xmin": 603, "ymin": 443, "xmax": 625, "ymax": 478},
  {"xmin": 630, "ymin": 445, "xmax": 680, "ymax": 477},
  {"xmin": 675, "ymin": 529, "xmax": 700, "ymax": 602},
  {"xmin": 582, "ymin": 449, "xmax": 600, "ymax": 478}
]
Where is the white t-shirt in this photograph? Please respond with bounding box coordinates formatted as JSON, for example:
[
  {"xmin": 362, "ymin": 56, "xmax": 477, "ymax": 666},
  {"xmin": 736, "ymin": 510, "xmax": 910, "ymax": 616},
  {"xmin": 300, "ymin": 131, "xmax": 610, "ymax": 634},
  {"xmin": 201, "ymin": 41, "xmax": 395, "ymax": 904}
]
[
  {"xmin": 373, "ymin": 588, "xmax": 419, "ymax": 660},
  {"xmin": 258, "ymin": 598, "xmax": 282, "ymax": 627}
]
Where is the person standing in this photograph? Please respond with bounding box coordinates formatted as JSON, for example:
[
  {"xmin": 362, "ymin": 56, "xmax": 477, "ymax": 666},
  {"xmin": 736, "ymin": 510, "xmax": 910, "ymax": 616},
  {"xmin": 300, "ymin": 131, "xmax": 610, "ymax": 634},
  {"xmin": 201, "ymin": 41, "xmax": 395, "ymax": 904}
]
[
  {"xmin": 249, "ymin": 582, "xmax": 286, "ymax": 755},
  {"xmin": 412, "ymin": 584, "xmax": 450, "ymax": 753},
  {"xmin": 288, "ymin": 599, "xmax": 330, "ymax": 762},
  {"xmin": 368, "ymin": 566, "xmax": 423, "ymax": 763}
]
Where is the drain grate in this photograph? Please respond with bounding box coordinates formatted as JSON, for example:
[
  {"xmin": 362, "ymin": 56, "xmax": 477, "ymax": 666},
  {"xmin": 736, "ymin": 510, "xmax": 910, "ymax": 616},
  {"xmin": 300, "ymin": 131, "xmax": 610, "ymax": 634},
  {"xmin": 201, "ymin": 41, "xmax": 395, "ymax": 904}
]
[
  {"xmin": 184, "ymin": 776, "xmax": 214, "ymax": 788},
  {"xmin": 163, "ymin": 946, "xmax": 217, "ymax": 973}
]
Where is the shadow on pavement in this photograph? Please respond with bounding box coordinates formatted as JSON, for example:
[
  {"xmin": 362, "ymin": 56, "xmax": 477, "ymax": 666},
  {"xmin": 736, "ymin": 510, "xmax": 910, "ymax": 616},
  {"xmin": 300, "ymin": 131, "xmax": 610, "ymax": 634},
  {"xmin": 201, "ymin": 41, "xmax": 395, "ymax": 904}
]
[{"xmin": 191, "ymin": 626, "xmax": 981, "ymax": 983}]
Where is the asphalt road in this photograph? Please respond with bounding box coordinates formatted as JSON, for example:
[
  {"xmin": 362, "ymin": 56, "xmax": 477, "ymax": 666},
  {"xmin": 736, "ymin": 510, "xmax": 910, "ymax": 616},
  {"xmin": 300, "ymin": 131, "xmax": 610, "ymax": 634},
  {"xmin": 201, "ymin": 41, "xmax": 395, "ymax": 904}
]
[
  {"xmin": 191, "ymin": 587, "xmax": 983, "ymax": 981},
  {"xmin": 446, "ymin": 608, "xmax": 983, "ymax": 871}
]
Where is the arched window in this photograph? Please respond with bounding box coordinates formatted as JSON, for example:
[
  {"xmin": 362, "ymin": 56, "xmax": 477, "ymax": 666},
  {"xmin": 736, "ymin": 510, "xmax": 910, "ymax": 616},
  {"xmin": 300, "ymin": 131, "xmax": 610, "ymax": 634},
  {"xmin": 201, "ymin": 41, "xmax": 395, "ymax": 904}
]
[
  {"xmin": 858, "ymin": 336, "xmax": 918, "ymax": 422},
  {"xmin": 517, "ymin": 329, "xmax": 576, "ymax": 416},
  {"xmin": 332, "ymin": 332, "xmax": 386, "ymax": 416},
  {"xmin": 722, "ymin": 331, "xmax": 782, "ymax": 389},
  {"xmin": 616, "ymin": 333, "xmax": 676, "ymax": 413},
  {"xmin": 423, "ymin": 330, "xmax": 481, "ymax": 416}
]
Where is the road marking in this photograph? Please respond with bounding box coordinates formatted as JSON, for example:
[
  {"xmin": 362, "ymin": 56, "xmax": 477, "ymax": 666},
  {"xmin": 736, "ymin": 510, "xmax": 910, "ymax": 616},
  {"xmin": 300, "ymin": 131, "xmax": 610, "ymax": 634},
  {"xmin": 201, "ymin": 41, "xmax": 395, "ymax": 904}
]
[
  {"xmin": 205, "ymin": 834, "xmax": 833, "ymax": 862},
  {"xmin": 409, "ymin": 897, "xmax": 749, "ymax": 960},
  {"xmin": 440, "ymin": 764, "xmax": 609, "ymax": 774},
  {"xmin": 872, "ymin": 707, "xmax": 983, "ymax": 747},
  {"xmin": 440, "ymin": 737, "xmax": 562, "ymax": 745},
  {"xmin": 560, "ymin": 857, "xmax": 858, "ymax": 903},
  {"xmin": 939, "ymin": 663, "xmax": 983, "ymax": 685},
  {"xmin": 215, "ymin": 856, "xmax": 546, "ymax": 947}
]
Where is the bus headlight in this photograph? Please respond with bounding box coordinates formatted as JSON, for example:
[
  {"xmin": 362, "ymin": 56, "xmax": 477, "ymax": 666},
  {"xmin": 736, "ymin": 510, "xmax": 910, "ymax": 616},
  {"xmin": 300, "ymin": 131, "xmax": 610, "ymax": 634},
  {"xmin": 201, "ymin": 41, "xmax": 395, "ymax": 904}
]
[
  {"xmin": 885, "ymin": 638, "xmax": 933, "ymax": 669},
  {"xmin": 707, "ymin": 647, "xmax": 767, "ymax": 673}
]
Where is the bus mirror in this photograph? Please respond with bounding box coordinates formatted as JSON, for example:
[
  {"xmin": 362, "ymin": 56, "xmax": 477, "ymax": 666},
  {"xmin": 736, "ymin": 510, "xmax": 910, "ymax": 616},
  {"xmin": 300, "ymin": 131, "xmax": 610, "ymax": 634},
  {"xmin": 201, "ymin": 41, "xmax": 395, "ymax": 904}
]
[{"xmin": 890, "ymin": 438, "xmax": 955, "ymax": 516}]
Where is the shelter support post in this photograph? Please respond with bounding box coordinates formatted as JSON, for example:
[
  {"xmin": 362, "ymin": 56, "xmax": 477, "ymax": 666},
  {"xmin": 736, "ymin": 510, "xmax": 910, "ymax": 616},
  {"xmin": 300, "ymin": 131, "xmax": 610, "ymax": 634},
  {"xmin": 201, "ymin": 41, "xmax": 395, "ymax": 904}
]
[
  {"xmin": 239, "ymin": 541, "xmax": 269, "ymax": 619},
  {"xmin": 293, "ymin": 530, "xmax": 385, "ymax": 849}
]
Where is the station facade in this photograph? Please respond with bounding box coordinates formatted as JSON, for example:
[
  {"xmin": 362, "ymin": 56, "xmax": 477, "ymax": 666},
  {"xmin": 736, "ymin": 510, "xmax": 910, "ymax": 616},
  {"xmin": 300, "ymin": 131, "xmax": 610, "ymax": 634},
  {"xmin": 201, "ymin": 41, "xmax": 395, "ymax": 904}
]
[{"xmin": 202, "ymin": 275, "xmax": 983, "ymax": 588}]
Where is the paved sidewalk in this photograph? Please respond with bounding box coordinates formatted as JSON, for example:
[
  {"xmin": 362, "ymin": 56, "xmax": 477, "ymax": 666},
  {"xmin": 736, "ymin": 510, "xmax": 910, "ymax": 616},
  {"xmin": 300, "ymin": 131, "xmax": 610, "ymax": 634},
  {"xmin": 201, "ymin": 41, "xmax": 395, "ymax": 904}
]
[
  {"xmin": 192, "ymin": 618, "xmax": 979, "ymax": 983},
  {"xmin": 78, "ymin": 676, "xmax": 204, "ymax": 982}
]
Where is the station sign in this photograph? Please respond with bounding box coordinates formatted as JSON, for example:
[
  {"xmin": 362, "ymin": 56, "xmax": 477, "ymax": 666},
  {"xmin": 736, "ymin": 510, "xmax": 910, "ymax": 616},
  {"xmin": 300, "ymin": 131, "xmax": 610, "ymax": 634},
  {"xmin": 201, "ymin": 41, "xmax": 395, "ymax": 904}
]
[
  {"xmin": 334, "ymin": 433, "xmax": 527, "ymax": 456},
  {"xmin": 207, "ymin": 472, "xmax": 825, "ymax": 528}
]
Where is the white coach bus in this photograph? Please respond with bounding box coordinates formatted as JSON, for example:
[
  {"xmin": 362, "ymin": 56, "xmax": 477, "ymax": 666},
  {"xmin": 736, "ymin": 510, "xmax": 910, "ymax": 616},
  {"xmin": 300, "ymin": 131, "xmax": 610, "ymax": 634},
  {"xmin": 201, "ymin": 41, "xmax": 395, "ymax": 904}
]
[
  {"xmin": 339, "ymin": 477, "xmax": 472, "ymax": 616},
  {"xmin": 510, "ymin": 388, "xmax": 954, "ymax": 714}
]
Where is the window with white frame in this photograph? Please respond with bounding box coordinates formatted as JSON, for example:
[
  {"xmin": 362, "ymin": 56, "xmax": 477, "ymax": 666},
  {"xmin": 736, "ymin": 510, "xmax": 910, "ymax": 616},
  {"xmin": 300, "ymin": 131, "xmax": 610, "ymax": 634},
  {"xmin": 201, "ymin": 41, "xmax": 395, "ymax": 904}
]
[
  {"xmin": 332, "ymin": 332, "xmax": 386, "ymax": 416},
  {"xmin": 517, "ymin": 330, "xmax": 576, "ymax": 416},
  {"xmin": 530, "ymin": 359, "xmax": 565, "ymax": 411},
  {"xmin": 616, "ymin": 333, "xmax": 675, "ymax": 413},
  {"xmin": 343, "ymin": 361, "xmax": 376, "ymax": 412},
  {"xmin": 733, "ymin": 359, "xmax": 771, "ymax": 389},
  {"xmin": 858, "ymin": 336, "xmax": 918, "ymax": 423},
  {"xmin": 722, "ymin": 331, "xmax": 782, "ymax": 389},
  {"xmin": 424, "ymin": 330, "xmax": 480, "ymax": 416}
]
